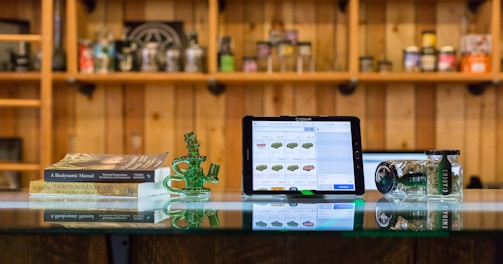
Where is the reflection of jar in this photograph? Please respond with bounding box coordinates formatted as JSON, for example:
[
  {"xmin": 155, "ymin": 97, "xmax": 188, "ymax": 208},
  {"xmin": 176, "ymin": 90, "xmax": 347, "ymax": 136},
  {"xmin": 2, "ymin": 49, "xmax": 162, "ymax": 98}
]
[
  {"xmin": 427, "ymin": 201, "xmax": 462, "ymax": 231},
  {"xmin": 374, "ymin": 197, "xmax": 427, "ymax": 231},
  {"xmin": 403, "ymin": 46, "xmax": 421, "ymax": 72},
  {"xmin": 425, "ymin": 149, "xmax": 463, "ymax": 200},
  {"xmin": 375, "ymin": 160, "xmax": 427, "ymax": 198}
]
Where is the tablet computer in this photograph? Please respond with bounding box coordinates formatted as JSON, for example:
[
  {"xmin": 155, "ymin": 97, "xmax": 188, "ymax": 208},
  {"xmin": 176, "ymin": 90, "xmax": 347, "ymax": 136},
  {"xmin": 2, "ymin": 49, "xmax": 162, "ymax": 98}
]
[{"xmin": 242, "ymin": 116, "xmax": 365, "ymax": 197}]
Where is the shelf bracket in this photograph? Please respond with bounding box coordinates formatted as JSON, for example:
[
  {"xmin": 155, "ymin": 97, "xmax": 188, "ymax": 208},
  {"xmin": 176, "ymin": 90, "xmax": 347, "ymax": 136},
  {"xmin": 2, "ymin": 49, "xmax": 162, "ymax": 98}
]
[
  {"xmin": 208, "ymin": 79, "xmax": 226, "ymax": 96},
  {"xmin": 80, "ymin": 0, "xmax": 96, "ymax": 13},
  {"xmin": 107, "ymin": 235, "xmax": 130, "ymax": 264},
  {"xmin": 67, "ymin": 78, "xmax": 96, "ymax": 98},
  {"xmin": 219, "ymin": 0, "xmax": 227, "ymax": 13},
  {"xmin": 467, "ymin": 0, "xmax": 486, "ymax": 14},
  {"xmin": 467, "ymin": 80, "xmax": 498, "ymax": 96},
  {"xmin": 338, "ymin": 78, "xmax": 358, "ymax": 95},
  {"xmin": 338, "ymin": 0, "xmax": 349, "ymax": 13}
]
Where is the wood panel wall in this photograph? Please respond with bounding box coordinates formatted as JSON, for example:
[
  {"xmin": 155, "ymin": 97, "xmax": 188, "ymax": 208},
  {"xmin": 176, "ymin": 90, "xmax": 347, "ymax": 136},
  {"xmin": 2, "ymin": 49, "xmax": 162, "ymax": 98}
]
[{"xmin": 2, "ymin": 0, "xmax": 503, "ymax": 190}]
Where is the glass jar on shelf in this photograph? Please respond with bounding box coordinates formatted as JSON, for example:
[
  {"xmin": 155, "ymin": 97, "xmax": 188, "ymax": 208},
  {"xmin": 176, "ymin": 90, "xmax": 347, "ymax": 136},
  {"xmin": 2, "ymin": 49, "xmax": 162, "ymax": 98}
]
[
  {"xmin": 424, "ymin": 149, "xmax": 463, "ymax": 201},
  {"xmin": 297, "ymin": 41, "xmax": 314, "ymax": 73},
  {"xmin": 375, "ymin": 160, "xmax": 427, "ymax": 198}
]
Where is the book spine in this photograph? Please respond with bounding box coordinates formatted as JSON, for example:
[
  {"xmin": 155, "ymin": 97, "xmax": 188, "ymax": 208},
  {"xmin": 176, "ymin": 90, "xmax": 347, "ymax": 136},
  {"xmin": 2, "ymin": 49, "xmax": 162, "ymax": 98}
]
[
  {"xmin": 29, "ymin": 181, "xmax": 145, "ymax": 197},
  {"xmin": 44, "ymin": 169, "xmax": 158, "ymax": 182},
  {"xmin": 43, "ymin": 210, "xmax": 157, "ymax": 223}
]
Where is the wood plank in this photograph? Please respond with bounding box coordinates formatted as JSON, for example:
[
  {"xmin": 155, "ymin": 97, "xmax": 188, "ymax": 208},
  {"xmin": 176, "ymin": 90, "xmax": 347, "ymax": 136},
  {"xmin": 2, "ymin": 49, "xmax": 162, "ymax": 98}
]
[
  {"xmin": 464, "ymin": 90, "xmax": 481, "ymax": 180},
  {"xmin": 435, "ymin": 85, "xmax": 465, "ymax": 163},
  {"xmin": 225, "ymin": 85, "xmax": 245, "ymax": 189},
  {"xmin": 105, "ymin": 85, "xmax": 124, "ymax": 154},
  {"xmin": 497, "ymin": 86, "xmax": 503, "ymax": 182},
  {"xmin": 334, "ymin": 0, "xmax": 347, "ymax": 71},
  {"xmin": 385, "ymin": 1, "xmax": 415, "ymax": 72},
  {"xmin": 479, "ymin": 86, "xmax": 497, "ymax": 184},
  {"xmin": 144, "ymin": 1, "xmax": 176, "ymax": 156},
  {"xmin": 365, "ymin": 85, "xmax": 385, "ymax": 150},
  {"xmin": 315, "ymin": 1, "xmax": 336, "ymax": 71},
  {"xmin": 414, "ymin": 2, "xmax": 436, "ymax": 150},
  {"xmin": 74, "ymin": 86, "xmax": 106, "ymax": 154},
  {"xmin": 385, "ymin": 84, "xmax": 415, "ymax": 150},
  {"xmin": 195, "ymin": 85, "xmax": 226, "ymax": 191},
  {"xmin": 52, "ymin": 84, "xmax": 75, "ymax": 161},
  {"xmin": 223, "ymin": 0, "xmax": 244, "ymax": 72}
]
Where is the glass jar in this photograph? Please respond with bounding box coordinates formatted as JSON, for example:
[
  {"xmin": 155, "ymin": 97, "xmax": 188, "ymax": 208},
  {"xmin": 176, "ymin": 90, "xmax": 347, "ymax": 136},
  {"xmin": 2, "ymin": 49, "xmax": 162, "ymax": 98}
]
[
  {"xmin": 359, "ymin": 56, "xmax": 374, "ymax": 72},
  {"xmin": 297, "ymin": 41, "xmax": 313, "ymax": 73},
  {"xmin": 437, "ymin": 45, "xmax": 457, "ymax": 72},
  {"xmin": 242, "ymin": 56, "xmax": 258, "ymax": 72},
  {"xmin": 374, "ymin": 197, "xmax": 428, "ymax": 231},
  {"xmin": 420, "ymin": 47, "xmax": 437, "ymax": 72},
  {"xmin": 424, "ymin": 149, "xmax": 463, "ymax": 200},
  {"xmin": 256, "ymin": 41, "xmax": 272, "ymax": 72},
  {"xmin": 375, "ymin": 160, "xmax": 427, "ymax": 198},
  {"xmin": 278, "ymin": 40, "xmax": 295, "ymax": 72},
  {"xmin": 403, "ymin": 46, "xmax": 421, "ymax": 72}
]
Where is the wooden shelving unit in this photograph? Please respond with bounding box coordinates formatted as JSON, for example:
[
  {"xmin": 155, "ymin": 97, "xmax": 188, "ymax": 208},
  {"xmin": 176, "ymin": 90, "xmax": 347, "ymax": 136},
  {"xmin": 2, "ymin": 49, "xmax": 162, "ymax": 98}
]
[{"xmin": 0, "ymin": 0, "xmax": 53, "ymax": 175}]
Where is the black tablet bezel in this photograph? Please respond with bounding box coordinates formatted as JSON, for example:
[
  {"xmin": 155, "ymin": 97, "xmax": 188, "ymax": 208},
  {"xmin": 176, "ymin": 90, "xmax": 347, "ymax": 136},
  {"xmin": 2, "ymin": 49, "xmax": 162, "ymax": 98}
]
[{"xmin": 242, "ymin": 115, "xmax": 365, "ymax": 196}]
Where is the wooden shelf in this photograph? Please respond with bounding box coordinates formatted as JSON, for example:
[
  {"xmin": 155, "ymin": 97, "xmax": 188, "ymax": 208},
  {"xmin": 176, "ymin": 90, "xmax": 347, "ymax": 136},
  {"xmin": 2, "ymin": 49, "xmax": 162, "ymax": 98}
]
[
  {"xmin": 212, "ymin": 72, "xmax": 352, "ymax": 83},
  {"xmin": 0, "ymin": 99, "xmax": 41, "ymax": 108},
  {"xmin": 0, "ymin": 72, "xmax": 41, "ymax": 81},
  {"xmin": 0, "ymin": 163, "xmax": 41, "ymax": 171},
  {"xmin": 0, "ymin": 34, "xmax": 41, "ymax": 42},
  {"xmin": 60, "ymin": 72, "xmax": 209, "ymax": 84},
  {"xmin": 357, "ymin": 72, "xmax": 496, "ymax": 83}
]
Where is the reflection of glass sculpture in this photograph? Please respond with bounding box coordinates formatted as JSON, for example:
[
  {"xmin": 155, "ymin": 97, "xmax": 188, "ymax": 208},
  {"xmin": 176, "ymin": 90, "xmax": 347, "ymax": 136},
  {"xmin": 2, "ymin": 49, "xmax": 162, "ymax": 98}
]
[
  {"xmin": 163, "ymin": 131, "xmax": 220, "ymax": 199},
  {"xmin": 163, "ymin": 198, "xmax": 219, "ymax": 230}
]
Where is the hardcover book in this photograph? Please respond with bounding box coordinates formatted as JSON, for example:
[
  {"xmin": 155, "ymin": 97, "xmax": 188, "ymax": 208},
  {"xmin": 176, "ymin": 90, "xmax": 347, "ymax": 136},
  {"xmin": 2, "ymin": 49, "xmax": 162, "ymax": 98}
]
[
  {"xmin": 29, "ymin": 193, "xmax": 171, "ymax": 211},
  {"xmin": 44, "ymin": 152, "xmax": 169, "ymax": 182},
  {"xmin": 29, "ymin": 171, "xmax": 169, "ymax": 197}
]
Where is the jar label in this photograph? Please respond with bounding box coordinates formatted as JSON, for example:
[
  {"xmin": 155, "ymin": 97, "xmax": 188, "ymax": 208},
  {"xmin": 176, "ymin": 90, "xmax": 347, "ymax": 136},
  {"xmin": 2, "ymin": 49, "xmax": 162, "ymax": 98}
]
[
  {"xmin": 437, "ymin": 203, "xmax": 453, "ymax": 230},
  {"xmin": 438, "ymin": 153, "xmax": 452, "ymax": 195},
  {"xmin": 399, "ymin": 173, "xmax": 426, "ymax": 186}
]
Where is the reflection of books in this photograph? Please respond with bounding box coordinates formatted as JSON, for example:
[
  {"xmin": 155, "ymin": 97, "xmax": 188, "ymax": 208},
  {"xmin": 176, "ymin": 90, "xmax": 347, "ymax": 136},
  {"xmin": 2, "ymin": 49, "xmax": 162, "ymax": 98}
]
[
  {"xmin": 43, "ymin": 209, "xmax": 169, "ymax": 224},
  {"xmin": 29, "ymin": 175, "xmax": 169, "ymax": 197},
  {"xmin": 44, "ymin": 152, "xmax": 169, "ymax": 182},
  {"xmin": 29, "ymin": 193, "xmax": 171, "ymax": 211}
]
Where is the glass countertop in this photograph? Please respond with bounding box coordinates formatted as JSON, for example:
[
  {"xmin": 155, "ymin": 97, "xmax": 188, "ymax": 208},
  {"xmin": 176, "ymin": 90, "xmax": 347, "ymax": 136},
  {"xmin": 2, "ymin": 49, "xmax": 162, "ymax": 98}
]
[{"xmin": 2, "ymin": 189, "xmax": 502, "ymax": 236}]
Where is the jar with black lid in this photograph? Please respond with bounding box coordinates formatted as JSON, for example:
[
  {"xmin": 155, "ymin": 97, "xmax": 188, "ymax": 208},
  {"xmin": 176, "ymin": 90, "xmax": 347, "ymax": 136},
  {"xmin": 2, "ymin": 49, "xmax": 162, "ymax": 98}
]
[
  {"xmin": 425, "ymin": 149, "xmax": 463, "ymax": 200},
  {"xmin": 403, "ymin": 46, "xmax": 421, "ymax": 72},
  {"xmin": 375, "ymin": 160, "xmax": 427, "ymax": 198},
  {"xmin": 421, "ymin": 47, "xmax": 437, "ymax": 72}
]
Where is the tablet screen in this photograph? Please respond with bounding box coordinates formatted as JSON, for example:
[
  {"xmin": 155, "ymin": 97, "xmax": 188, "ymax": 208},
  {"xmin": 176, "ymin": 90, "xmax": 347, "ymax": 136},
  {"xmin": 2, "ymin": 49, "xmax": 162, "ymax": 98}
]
[{"xmin": 242, "ymin": 116, "xmax": 364, "ymax": 196}]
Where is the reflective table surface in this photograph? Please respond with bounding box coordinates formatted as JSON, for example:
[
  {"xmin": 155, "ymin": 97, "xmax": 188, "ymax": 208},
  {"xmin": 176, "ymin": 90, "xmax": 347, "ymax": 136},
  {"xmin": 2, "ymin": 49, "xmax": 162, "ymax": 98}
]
[{"xmin": 2, "ymin": 189, "xmax": 503, "ymax": 236}]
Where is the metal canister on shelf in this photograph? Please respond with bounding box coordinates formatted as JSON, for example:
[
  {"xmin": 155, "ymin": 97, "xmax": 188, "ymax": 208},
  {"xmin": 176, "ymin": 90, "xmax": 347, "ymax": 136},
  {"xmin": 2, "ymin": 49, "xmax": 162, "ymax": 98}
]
[
  {"xmin": 284, "ymin": 29, "xmax": 298, "ymax": 45},
  {"xmin": 403, "ymin": 46, "xmax": 421, "ymax": 72},
  {"xmin": 375, "ymin": 160, "xmax": 427, "ymax": 198},
  {"xmin": 437, "ymin": 46, "xmax": 457, "ymax": 72},
  {"xmin": 165, "ymin": 47, "xmax": 181, "ymax": 72},
  {"xmin": 297, "ymin": 41, "xmax": 313, "ymax": 73},
  {"xmin": 378, "ymin": 60, "xmax": 392, "ymax": 73},
  {"xmin": 242, "ymin": 56, "xmax": 258, "ymax": 72},
  {"xmin": 141, "ymin": 42, "xmax": 160, "ymax": 72},
  {"xmin": 78, "ymin": 39, "xmax": 94, "ymax": 73},
  {"xmin": 278, "ymin": 40, "xmax": 295, "ymax": 72},
  {"xmin": 420, "ymin": 46, "xmax": 437, "ymax": 72},
  {"xmin": 359, "ymin": 56, "xmax": 374, "ymax": 72},
  {"xmin": 421, "ymin": 30, "xmax": 436, "ymax": 48}
]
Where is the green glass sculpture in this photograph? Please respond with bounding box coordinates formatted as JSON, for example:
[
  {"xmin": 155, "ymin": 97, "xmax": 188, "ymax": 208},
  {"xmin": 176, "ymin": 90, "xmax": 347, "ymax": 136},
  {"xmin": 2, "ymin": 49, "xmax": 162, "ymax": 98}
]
[
  {"xmin": 163, "ymin": 198, "xmax": 220, "ymax": 230},
  {"xmin": 163, "ymin": 131, "xmax": 220, "ymax": 199}
]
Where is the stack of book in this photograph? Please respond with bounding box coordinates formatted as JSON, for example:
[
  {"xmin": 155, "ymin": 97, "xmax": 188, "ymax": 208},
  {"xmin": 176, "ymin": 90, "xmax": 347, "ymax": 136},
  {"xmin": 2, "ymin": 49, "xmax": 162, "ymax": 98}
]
[{"xmin": 28, "ymin": 152, "xmax": 172, "ymax": 224}]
